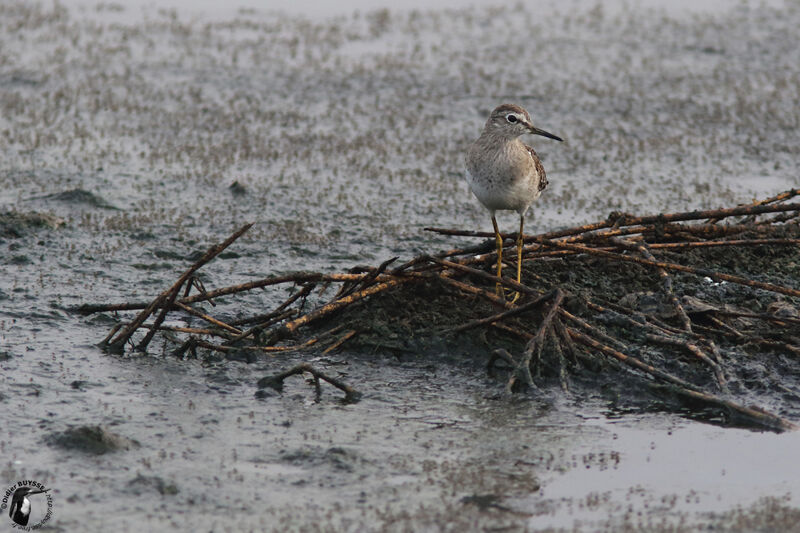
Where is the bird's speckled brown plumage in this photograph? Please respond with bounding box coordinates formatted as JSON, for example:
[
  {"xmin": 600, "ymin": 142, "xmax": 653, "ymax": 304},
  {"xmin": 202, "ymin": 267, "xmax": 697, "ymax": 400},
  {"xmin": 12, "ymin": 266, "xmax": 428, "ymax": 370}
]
[{"xmin": 525, "ymin": 145, "xmax": 548, "ymax": 192}]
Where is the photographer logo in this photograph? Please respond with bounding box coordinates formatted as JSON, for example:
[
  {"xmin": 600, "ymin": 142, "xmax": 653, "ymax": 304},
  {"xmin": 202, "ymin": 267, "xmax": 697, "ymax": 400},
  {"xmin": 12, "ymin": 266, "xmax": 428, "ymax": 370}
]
[{"xmin": 1, "ymin": 480, "xmax": 53, "ymax": 530}]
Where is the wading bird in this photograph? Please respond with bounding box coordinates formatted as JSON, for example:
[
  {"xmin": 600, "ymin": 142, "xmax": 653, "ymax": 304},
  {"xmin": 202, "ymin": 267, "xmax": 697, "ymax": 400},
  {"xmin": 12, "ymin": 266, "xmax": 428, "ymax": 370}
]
[{"xmin": 466, "ymin": 104, "xmax": 563, "ymax": 300}]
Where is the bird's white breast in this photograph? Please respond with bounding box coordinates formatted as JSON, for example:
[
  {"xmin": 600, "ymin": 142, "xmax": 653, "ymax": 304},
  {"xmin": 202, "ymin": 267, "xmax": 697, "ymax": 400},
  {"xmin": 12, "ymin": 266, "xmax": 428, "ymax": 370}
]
[{"xmin": 465, "ymin": 143, "xmax": 542, "ymax": 215}]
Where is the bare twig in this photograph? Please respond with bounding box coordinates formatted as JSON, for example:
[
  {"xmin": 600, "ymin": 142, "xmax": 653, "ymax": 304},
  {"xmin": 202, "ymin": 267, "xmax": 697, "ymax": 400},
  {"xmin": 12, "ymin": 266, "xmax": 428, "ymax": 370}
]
[
  {"xmin": 487, "ymin": 348, "xmax": 517, "ymax": 375},
  {"xmin": 645, "ymin": 333, "xmax": 727, "ymax": 390},
  {"xmin": 433, "ymin": 272, "xmax": 512, "ymax": 309},
  {"xmin": 426, "ymin": 198, "xmax": 800, "ymax": 251},
  {"xmin": 175, "ymin": 302, "xmax": 242, "ymax": 336},
  {"xmin": 661, "ymin": 385, "xmax": 798, "ymax": 432},
  {"xmin": 447, "ymin": 289, "xmax": 553, "ymax": 335},
  {"xmin": 508, "ymin": 289, "xmax": 565, "ymax": 391},
  {"xmin": 224, "ymin": 309, "xmax": 298, "ymax": 346},
  {"xmin": 337, "ymin": 257, "xmax": 398, "ymax": 299},
  {"xmin": 567, "ymin": 327, "xmax": 703, "ymax": 392},
  {"xmin": 610, "ymin": 236, "xmax": 693, "ymax": 332},
  {"xmin": 711, "ymin": 188, "xmax": 800, "ymax": 224},
  {"xmin": 426, "ymin": 256, "xmax": 544, "ymax": 298},
  {"xmin": 181, "ymin": 272, "xmax": 381, "ymax": 305},
  {"xmin": 229, "ymin": 283, "xmax": 315, "ymax": 327},
  {"xmin": 272, "ymin": 277, "xmax": 414, "ymax": 341},
  {"xmin": 102, "ymin": 222, "xmax": 253, "ymax": 352},
  {"xmin": 256, "ymin": 362, "xmax": 361, "ymax": 402},
  {"xmin": 322, "ymin": 329, "xmax": 358, "ymax": 354}
]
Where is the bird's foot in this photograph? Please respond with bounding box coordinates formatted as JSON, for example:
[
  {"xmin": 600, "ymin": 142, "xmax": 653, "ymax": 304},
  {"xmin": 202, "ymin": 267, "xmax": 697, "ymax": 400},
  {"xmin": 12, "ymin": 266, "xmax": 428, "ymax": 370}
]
[{"xmin": 496, "ymin": 284, "xmax": 521, "ymax": 303}]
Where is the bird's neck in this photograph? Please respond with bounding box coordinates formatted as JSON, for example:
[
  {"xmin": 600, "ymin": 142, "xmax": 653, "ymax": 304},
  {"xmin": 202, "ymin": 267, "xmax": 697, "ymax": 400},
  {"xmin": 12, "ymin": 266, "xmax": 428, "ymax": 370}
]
[{"xmin": 476, "ymin": 132, "xmax": 524, "ymax": 154}]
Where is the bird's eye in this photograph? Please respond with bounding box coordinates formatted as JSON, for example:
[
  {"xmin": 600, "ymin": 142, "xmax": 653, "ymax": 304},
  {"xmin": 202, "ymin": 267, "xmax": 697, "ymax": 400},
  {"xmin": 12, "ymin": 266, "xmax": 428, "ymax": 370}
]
[{"xmin": 506, "ymin": 114, "xmax": 518, "ymax": 123}]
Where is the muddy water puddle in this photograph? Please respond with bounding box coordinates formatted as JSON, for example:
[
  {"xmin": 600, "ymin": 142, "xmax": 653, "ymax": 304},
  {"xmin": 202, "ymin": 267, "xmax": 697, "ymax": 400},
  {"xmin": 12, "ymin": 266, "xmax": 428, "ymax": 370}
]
[{"xmin": 2, "ymin": 0, "xmax": 800, "ymax": 530}]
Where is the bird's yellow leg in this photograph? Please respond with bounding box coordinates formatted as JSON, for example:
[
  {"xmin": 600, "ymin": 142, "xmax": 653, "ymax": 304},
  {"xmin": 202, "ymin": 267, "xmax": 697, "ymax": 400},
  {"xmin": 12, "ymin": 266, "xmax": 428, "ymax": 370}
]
[
  {"xmin": 492, "ymin": 215, "xmax": 503, "ymax": 297},
  {"xmin": 510, "ymin": 215, "xmax": 524, "ymax": 303}
]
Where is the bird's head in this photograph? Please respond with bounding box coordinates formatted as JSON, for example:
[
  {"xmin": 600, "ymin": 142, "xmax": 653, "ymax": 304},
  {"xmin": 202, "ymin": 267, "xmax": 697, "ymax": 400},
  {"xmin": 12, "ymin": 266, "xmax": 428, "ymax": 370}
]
[{"xmin": 485, "ymin": 103, "xmax": 563, "ymax": 142}]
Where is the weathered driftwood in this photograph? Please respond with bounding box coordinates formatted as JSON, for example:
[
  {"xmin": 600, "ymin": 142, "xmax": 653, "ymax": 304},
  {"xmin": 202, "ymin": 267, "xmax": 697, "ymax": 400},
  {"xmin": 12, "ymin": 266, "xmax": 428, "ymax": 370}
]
[{"xmin": 75, "ymin": 190, "xmax": 800, "ymax": 431}]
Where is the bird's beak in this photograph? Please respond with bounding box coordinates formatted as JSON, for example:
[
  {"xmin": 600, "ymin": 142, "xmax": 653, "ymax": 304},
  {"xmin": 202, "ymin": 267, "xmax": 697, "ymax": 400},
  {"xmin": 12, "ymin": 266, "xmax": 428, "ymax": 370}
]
[
  {"xmin": 528, "ymin": 125, "xmax": 563, "ymax": 142},
  {"xmin": 28, "ymin": 489, "xmax": 49, "ymax": 495}
]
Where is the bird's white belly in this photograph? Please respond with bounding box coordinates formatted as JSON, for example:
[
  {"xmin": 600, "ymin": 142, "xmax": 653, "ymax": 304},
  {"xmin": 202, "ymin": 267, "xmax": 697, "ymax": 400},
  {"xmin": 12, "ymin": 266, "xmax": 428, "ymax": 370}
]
[{"xmin": 466, "ymin": 169, "xmax": 540, "ymax": 215}]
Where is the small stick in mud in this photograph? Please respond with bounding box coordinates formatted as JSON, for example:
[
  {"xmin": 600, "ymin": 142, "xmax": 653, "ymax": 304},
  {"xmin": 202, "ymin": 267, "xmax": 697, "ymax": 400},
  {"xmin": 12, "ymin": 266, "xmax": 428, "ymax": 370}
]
[
  {"xmin": 609, "ymin": 236, "xmax": 694, "ymax": 332},
  {"xmin": 268, "ymin": 277, "xmax": 414, "ymax": 343},
  {"xmin": 175, "ymin": 302, "xmax": 242, "ymax": 336},
  {"xmin": 446, "ymin": 289, "xmax": 553, "ymax": 334},
  {"xmin": 432, "ymin": 272, "xmax": 512, "ymax": 309},
  {"xmin": 426, "ymin": 256, "xmax": 543, "ymax": 298},
  {"xmin": 322, "ymin": 329, "xmax": 358, "ymax": 355},
  {"xmin": 645, "ymin": 333, "xmax": 727, "ymax": 391},
  {"xmin": 256, "ymin": 362, "xmax": 361, "ymax": 403},
  {"xmin": 336, "ymin": 256, "xmax": 398, "ymax": 299},
  {"xmin": 488, "ymin": 348, "xmax": 517, "ymax": 376},
  {"xmin": 101, "ymin": 222, "xmax": 254, "ymax": 352},
  {"xmin": 507, "ymin": 289, "xmax": 565, "ymax": 392},
  {"xmin": 224, "ymin": 309, "xmax": 298, "ymax": 346}
]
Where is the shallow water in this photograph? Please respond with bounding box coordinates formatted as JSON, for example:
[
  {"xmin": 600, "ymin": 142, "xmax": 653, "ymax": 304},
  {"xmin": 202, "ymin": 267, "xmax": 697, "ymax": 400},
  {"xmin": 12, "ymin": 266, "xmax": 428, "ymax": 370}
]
[{"xmin": 1, "ymin": 0, "xmax": 799, "ymax": 530}]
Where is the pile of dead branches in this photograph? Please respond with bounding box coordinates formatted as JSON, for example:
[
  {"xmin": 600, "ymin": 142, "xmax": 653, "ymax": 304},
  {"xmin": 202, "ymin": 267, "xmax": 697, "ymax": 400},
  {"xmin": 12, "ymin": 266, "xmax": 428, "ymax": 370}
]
[{"xmin": 75, "ymin": 189, "xmax": 800, "ymax": 431}]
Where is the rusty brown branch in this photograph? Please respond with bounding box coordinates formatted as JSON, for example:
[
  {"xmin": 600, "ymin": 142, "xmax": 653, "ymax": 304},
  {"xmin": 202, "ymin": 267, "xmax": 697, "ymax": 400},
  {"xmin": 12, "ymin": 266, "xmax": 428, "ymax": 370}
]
[
  {"xmin": 491, "ymin": 322, "xmax": 533, "ymax": 341},
  {"xmin": 337, "ymin": 257, "xmax": 398, "ymax": 299},
  {"xmin": 181, "ymin": 272, "xmax": 381, "ymax": 305},
  {"xmin": 426, "ymin": 256, "xmax": 544, "ymax": 299},
  {"xmin": 224, "ymin": 309, "xmax": 298, "ymax": 346},
  {"xmin": 714, "ymin": 188, "xmax": 800, "ymax": 224},
  {"xmin": 647, "ymin": 238, "xmax": 800, "ymax": 250},
  {"xmin": 665, "ymin": 386, "xmax": 798, "ymax": 432},
  {"xmin": 322, "ymin": 329, "xmax": 358, "ymax": 355},
  {"xmin": 273, "ymin": 277, "xmax": 414, "ymax": 340},
  {"xmin": 230, "ymin": 283, "xmax": 315, "ymax": 327},
  {"xmin": 142, "ymin": 323, "xmax": 224, "ymax": 336},
  {"xmin": 525, "ymin": 199, "xmax": 800, "ymax": 244},
  {"xmin": 433, "ymin": 272, "xmax": 512, "ymax": 309}
]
